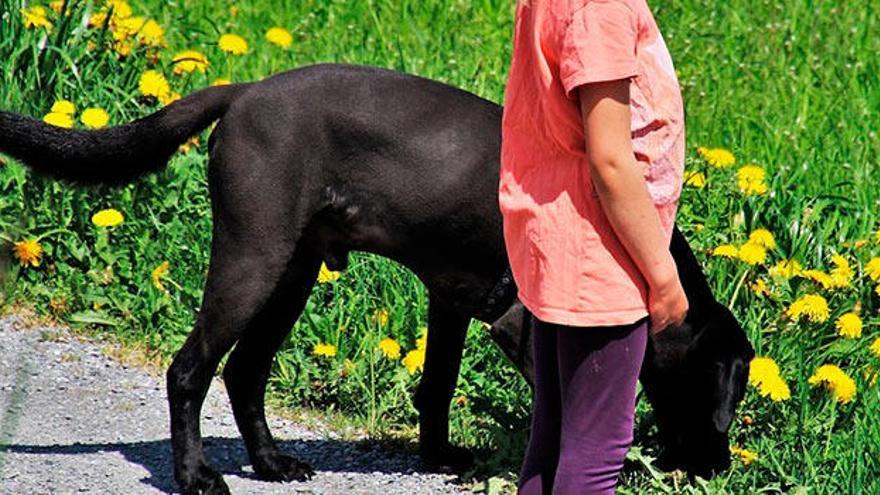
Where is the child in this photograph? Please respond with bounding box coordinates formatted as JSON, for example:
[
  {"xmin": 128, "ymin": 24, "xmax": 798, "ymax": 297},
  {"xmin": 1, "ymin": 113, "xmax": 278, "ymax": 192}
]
[{"xmin": 498, "ymin": 0, "xmax": 689, "ymax": 493}]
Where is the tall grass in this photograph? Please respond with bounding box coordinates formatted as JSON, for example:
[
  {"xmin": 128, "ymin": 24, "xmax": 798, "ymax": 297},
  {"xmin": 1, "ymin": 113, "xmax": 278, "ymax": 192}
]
[{"xmin": 1, "ymin": 0, "xmax": 878, "ymax": 492}]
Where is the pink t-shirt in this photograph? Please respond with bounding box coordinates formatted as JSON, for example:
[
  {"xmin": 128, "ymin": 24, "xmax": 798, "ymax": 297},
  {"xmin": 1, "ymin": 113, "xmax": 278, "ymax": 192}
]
[{"xmin": 499, "ymin": 0, "xmax": 685, "ymax": 326}]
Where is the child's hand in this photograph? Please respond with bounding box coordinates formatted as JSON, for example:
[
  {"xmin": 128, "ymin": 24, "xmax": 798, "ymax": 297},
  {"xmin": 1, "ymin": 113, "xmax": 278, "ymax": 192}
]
[{"xmin": 646, "ymin": 271, "xmax": 688, "ymax": 335}]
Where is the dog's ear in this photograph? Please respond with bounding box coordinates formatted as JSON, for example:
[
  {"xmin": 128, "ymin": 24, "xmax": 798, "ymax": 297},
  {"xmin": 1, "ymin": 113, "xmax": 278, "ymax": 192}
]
[
  {"xmin": 712, "ymin": 356, "xmax": 748, "ymax": 432},
  {"xmin": 708, "ymin": 302, "xmax": 754, "ymax": 433}
]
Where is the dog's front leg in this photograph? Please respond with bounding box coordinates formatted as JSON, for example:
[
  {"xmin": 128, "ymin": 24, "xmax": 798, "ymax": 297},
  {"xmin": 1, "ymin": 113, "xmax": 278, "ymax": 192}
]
[{"xmin": 413, "ymin": 296, "xmax": 474, "ymax": 473}]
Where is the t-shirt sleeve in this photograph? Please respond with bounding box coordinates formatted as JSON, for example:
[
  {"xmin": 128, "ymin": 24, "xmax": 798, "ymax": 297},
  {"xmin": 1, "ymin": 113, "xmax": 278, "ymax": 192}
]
[{"xmin": 559, "ymin": 0, "xmax": 640, "ymax": 99}]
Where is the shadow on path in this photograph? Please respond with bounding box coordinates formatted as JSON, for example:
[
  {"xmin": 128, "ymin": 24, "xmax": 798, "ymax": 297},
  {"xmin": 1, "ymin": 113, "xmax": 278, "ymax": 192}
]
[{"xmin": 0, "ymin": 435, "xmax": 455, "ymax": 493}]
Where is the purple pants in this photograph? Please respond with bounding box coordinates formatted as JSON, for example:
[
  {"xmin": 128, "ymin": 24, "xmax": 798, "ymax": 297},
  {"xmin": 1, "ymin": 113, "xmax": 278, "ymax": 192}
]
[{"xmin": 518, "ymin": 314, "xmax": 649, "ymax": 495}]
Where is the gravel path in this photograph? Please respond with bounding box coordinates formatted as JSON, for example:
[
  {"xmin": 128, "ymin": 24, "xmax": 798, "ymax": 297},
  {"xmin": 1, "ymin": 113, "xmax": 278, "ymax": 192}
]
[{"xmin": 0, "ymin": 316, "xmax": 467, "ymax": 494}]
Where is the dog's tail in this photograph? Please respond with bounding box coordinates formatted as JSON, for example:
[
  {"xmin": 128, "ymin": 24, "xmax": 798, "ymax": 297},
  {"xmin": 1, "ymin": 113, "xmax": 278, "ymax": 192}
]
[{"xmin": 0, "ymin": 83, "xmax": 248, "ymax": 185}]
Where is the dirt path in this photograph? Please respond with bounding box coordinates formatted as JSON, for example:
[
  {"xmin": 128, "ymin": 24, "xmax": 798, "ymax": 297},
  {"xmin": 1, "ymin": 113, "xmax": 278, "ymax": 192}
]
[{"xmin": 0, "ymin": 316, "xmax": 467, "ymax": 494}]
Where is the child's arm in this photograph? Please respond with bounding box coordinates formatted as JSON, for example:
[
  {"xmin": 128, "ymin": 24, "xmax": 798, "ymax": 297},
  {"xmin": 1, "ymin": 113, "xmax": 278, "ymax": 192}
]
[{"xmin": 576, "ymin": 80, "xmax": 688, "ymax": 334}]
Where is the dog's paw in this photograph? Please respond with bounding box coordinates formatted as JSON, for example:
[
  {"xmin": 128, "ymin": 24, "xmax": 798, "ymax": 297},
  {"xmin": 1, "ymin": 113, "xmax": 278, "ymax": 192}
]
[
  {"xmin": 177, "ymin": 464, "xmax": 230, "ymax": 495},
  {"xmin": 253, "ymin": 451, "xmax": 315, "ymax": 483},
  {"xmin": 420, "ymin": 442, "xmax": 474, "ymax": 474}
]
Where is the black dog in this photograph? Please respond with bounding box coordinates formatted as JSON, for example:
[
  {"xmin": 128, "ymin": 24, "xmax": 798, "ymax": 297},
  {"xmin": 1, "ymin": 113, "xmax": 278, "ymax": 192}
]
[{"xmin": 0, "ymin": 63, "xmax": 753, "ymax": 494}]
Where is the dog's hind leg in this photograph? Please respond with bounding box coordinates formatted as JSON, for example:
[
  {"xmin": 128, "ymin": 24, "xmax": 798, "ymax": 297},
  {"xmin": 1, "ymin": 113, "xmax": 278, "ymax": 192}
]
[
  {"xmin": 413, "ymin": 296, "xmax": 474, "ymax": 472},
  {"xmin": 167, "ymin": 255, "xmax": 292, "ymax": 493},
  {"xmin": 167, "ymin": 242, "xmax": 305, "ymax": 494},
  {"xmin": 222, "ymin": 246, "xmax": 321, "ymax": 482},
  {"xmin": 166, "ymin": 143, "xmax": 313, "ymax": 494}
]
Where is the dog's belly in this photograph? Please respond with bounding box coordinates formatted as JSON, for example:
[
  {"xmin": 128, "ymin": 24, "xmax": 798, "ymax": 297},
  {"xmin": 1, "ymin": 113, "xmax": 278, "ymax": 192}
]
[
  {"xmin": 302, "ymin": 185, "xmax": 508, "ymax": 319},
  {"xmin": 308, "ymin": 228, "xmax": 502, "ymax": 318}
]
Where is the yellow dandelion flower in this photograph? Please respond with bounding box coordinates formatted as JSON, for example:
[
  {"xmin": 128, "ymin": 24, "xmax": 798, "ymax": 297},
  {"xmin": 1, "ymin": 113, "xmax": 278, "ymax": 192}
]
[
  {"xmin": 799, "ymin": 269, "xmax": 834, "ymax": 289},
  {"xmin": 697, "ymin": 147, "xmax": 736, "ymax": 168},
  {"xmin": 114, "ymin": 39, "xmax": 134, "ymax": 57},
  {"xmin": 748, "ymin": 356, "xmax": 790, "ymax": 401},
  {"xmin": 152, "ymin": 261, "xmax": 170, "ymax": 291},
  {"xmin": 378, "ymin": 338, "xmax": 401, "ymax": 360},
  {"xmin": 13, "ymin": 239, "xmax": 43, "ymax": 267},
  {"xmin": 730, "ymin": 446, "xmax": 759, "ymax": 466},
  {"xmin": 317, "ymin": 262, "xmax": 341, "ymax": 283},
  {"xmin": 871, "ymin": 337, "xmax": 880, "ymax": 359},
  {"xmin": 763, "ymin": 376, "xmax": 791, "ymax": 401},
  {"xmin": 138, "ymin": 19, "xmax": 165, "ymax": 47},
  {"xmin": 80, "ymin": 108, "xmax": 110, "ymax": 129},
  {"xmin": 835, "ymin": 312, "xmax": 862, "ymax": 339},
  {"xmin": 178, "ymin": 136, "xmax": 199, "ymax": 154},
  {"xmin": 266, "ymin": 27, "xmax": 293, "ymax": 49},
  {"xmin": 749, "ymin": 357, "xmax": 780, "ymax": 385},
  {"xmin": 50, "ymin": 100, "xmax": 75, "ymax": 115},
  {"xmin": 218, "ymin": 34, "xmax": 248, "ymax": 55},
  {"xmin": 785, "ymin": 293, "xmax": 830, "ymax": 323},
  {"xmin": 808, "ymin": 364, "xmax": 857, "ymax": 404},
  {"xmin": 769, "ymin": 259, "xmax": 803, "ymax": 279},
  {"xmin": 43, "ymin": 112, "xmax": 74, "ymax": 128},
  {"xmin": 829, "ymin": 254, "xmax": 853, "ymax": 288},
  {"xmin": 88, "ymin": 0, "xmax": 132, "ymax": 28},
  {"xmin": 49, "ymin": 0, "xmax": 65, "ymax": 14},
  {"xmin": 684, "ymin": 170, "xmax": 706, "ymax": 188},
  {"xmin": 312, "ymin": 342, "xmax": 337, "ymax": 358},
  {"xmin": 211, "ymin": 78, "xmax": 232, "ymax": 86},
  {"xmin": 107, "ymin": 0, "xmax": 132, "ymax": 19},
  {"xmin": 693, "ymin": 223, "xmax": 705, "ymax": 232},
  {"xmin": 875, "ymin": 228, "xmax": 880, "ymax": 244},
  {"xmin": 748, "ymin": 229, "xmax": 776, "ymax": 249},
  {"xmin": 88, "ymin": 11, "xmax": 108, "ymax": 28},
  {"xmin": 372, "ymin": 308, "xmax": 389, "ymax": 327},
  {"xmin": 866, "ymin": 257, "xmax": 880, "ymax": 282},
  {"xmin": 139, "ymin": 70, "xmax": 171, "ymax": 99},
  {"xmin": 91, "ymin": 208, "xmax": 124, "ymax": 227},
  {"xmin": 21, "ymin": 6, "xmax": 53, "ymax": 31},
  {"xmin": 750, "ymin": 278, "xmax": 770, "ymax": 297},
  {"xmin": 402, "ymin": 348, "xmax": 425, "ymax": 375},
  {"xmin": 171, "ymin": 50, "xmax": 209, "ymax": 75},
  {"xmin": 738, "ymin": 242, "xmax": 767, "ymax": 265},
  {"xmin": 736, "ymin": 164, "xmax": 768, "ymax": 196},
  {"xmin": 113, "ymin": 15, "xmax": 145, "ymax": 41},
  {"xmin": 712, "ymin": 244, "xmax": 739, "ymax": 258}
]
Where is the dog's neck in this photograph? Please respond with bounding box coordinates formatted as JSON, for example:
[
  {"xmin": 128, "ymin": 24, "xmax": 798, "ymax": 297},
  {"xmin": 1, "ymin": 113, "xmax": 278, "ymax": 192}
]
[{"xmin": 473, "ymin": 266, "xmax": 517, "ymax": 323}]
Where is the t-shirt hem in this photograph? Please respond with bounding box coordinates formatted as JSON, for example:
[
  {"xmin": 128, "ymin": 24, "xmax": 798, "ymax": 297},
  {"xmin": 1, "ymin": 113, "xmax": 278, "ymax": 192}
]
[{"xmin": 518, "ymin": 291, "xmax": 649, "ymax": 327}]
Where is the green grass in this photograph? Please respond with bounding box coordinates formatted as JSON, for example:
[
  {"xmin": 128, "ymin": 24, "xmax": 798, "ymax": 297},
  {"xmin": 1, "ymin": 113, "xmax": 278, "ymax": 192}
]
[{"xmin": 1, "ymin": 0, "xmax": 879, "ymax": 493}]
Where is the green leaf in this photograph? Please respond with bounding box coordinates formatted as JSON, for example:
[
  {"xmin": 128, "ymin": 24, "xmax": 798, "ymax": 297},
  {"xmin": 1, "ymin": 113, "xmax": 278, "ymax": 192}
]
[{"xmin": 68, "ymin": 310, "xmax": 120, "ymax": 327}]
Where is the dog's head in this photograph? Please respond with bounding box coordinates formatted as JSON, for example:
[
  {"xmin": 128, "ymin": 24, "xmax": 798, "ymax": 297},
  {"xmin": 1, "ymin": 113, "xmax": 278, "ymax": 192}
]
[
  {"xmin": 639, "ymin": 301, "xmax": 754, "ymax": 478},
  {"xmin": 488, "ymin": 297, "xmax": 754, "ymax": 478},
  {"xmin": 486, "ymin": 229, "xmax": 754, "ymax": 478}
]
